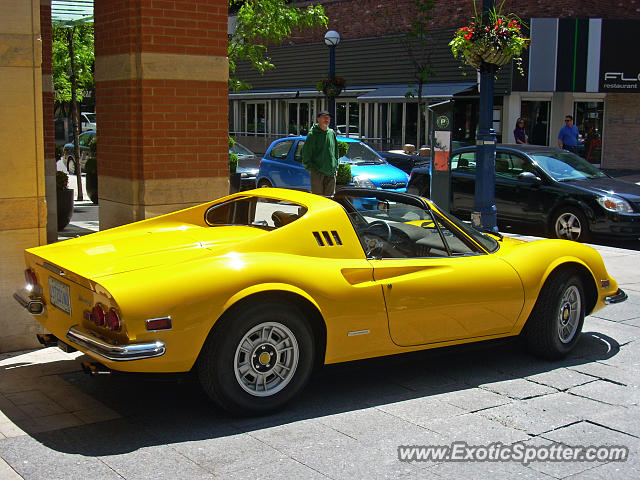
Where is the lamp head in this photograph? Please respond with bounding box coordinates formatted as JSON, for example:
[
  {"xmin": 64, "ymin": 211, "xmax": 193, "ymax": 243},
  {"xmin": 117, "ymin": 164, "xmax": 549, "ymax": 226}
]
[{"xmin": 324, "ymin": 30, "xmax": 340, "ymax": 47}]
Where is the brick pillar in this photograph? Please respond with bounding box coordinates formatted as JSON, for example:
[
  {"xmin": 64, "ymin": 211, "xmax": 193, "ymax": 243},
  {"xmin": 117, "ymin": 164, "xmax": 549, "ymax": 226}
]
[
  {"xmin": 94, "ymin": 0, "xmax": 229, "ymax": 229},
  {"xmin": 41, "ymin": 0, "xmax": 57, "ymax": 243}
]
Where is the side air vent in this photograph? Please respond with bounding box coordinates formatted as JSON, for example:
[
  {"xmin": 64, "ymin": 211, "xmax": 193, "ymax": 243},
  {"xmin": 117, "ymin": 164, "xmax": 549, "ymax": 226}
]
[{"xmin": 313, "ymin": 231, "xmax": 342, "ymax": 246}]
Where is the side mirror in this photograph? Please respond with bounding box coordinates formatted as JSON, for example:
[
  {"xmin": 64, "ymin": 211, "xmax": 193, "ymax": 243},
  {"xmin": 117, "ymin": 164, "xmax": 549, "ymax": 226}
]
[{"xmin": 518, "ymin": 171, "xmax": 542, "ymax": 184}]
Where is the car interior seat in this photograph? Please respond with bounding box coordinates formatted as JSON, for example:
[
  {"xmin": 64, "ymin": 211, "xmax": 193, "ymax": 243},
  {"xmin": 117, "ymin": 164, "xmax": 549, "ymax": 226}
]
[{"xmin": 272, "ymin": 210, "xmax": 300, "ymax": 228}]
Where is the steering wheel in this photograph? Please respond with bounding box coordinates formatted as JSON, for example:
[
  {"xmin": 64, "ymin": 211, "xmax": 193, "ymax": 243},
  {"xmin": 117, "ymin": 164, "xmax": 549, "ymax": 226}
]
[
  {"xmin": 360, "ymin": 220, "xmax": 392, "ymax": 257},
  {"xmin": 364, "ymin": 220, "xmax": 392, "ymax": 241}
]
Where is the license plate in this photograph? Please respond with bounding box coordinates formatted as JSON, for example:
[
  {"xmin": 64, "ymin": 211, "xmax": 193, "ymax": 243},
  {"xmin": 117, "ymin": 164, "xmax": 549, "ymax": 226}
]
[{"xmin": 49, "ymin": 277, "xmax": 71, "ymax": 315}]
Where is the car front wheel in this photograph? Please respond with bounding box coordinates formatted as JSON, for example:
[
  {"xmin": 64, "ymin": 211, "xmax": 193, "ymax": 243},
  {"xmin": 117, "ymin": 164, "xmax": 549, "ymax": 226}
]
[
  {"xmin": 198, "ymin": 302, "xmax": 315, "ymax": 414},
  {"xmin": 257, "ymin": 179, "xmax": 272, "ymax": 188},
  {"xmin": 551, "ymin": 207, "xmax": 590, "ymax": 242},
  {"xmin": 523, "ymin": 270, "xmax": 585, "ymax": 359}
]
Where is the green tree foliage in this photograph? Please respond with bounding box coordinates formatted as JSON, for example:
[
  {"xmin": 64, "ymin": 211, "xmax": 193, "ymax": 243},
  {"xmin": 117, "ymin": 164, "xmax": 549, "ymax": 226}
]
[
  {"xmin": 228, "ymin": 0, "xmax": 327, "ymax": 91},
  {"xmin": 52, "ymin": 22, "xmax": 94, "ymax": 200},
  {"xmin": 52, "ymin": 24, "xmax": 94, "ymax": 106}
]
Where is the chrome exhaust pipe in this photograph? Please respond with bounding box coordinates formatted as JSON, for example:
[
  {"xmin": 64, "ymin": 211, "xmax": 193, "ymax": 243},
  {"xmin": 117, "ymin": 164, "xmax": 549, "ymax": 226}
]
[
  {"xmin": 36, "ymin": 333, "xmax": 59, "ymax": 347},
  {"xmin": 81, "ymin": 362, "xmax": 112, "ymax": 376}
]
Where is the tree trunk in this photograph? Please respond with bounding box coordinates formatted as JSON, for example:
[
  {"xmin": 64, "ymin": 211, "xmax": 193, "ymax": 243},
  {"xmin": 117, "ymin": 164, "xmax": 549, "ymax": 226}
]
[{"xmin": 67, "ymin": 27, "xmax": 83, "ymax": 201}]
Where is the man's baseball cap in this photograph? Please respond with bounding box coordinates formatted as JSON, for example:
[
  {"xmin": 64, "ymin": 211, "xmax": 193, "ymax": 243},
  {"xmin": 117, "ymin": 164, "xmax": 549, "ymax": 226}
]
[{"xmin": 316, "ymin": 110, "xmax": 331, "ymax": 118}]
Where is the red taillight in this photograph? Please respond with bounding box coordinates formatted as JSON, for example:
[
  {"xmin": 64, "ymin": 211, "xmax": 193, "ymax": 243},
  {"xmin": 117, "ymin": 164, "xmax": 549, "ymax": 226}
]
[
  {"xmin": 25, "ymin": 269, "xmax": 38, "ymax": 289},
  {"xmin": 106, "ymin": 308, "xmax": 121, "ymax": 331},
  {"xmin": 92, "ymin": 304, "xmax": 106, "ymax": 327},
  {"xmin": 25, "ymin": 269, "xmax": 43, "ymax": 295}
]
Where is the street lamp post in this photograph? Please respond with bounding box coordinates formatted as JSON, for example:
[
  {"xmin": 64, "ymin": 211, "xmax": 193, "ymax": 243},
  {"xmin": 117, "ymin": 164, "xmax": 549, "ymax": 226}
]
[
  {"xmin": 324, "ymin": 30, "xmax": 340, "ymax": 129},
  {"xmin": 472, "ymin": 0, "xmax": 498, "ymax": 233}
]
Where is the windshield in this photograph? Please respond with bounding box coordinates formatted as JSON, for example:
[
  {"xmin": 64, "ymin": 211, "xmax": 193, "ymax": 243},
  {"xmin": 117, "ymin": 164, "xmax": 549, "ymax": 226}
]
[
  {"xmin": 230, "ymin": 142, "xmax": 254, "ymax": 158},
  {"xmin": 441, "ymin": 210, "xmax": 499, "ymax": 252},
  {"xmin": 531, "ymin": 151, "xmax": 607, "ymax": 181},
  {"xmin": 84, "ymin": 113, "xmax": 96, "ymax": 123},
  {"xmin": 339, "ymin": 141, "xmax": 385, "ymax": 165}
]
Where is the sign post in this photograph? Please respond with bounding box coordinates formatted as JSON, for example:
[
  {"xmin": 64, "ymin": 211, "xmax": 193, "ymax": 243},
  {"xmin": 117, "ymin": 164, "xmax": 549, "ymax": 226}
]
[{"xmin": 429, "ymin": 100, "xmax": 453, "ymax": 212}]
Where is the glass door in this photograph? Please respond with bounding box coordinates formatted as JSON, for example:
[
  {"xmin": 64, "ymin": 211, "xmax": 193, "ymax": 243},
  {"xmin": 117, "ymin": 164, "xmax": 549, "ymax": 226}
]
[
  {"xmin": 574, "ymin": 101, "xmax": 604, "ymax": 165},
  {"xmin": 520, "ymin": 100, "xmax": 550, "ymax": 146}
]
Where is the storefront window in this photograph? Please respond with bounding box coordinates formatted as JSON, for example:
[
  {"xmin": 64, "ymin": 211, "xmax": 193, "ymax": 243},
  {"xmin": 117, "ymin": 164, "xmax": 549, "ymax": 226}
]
[{"xmin": 574, "ymin": 101, "xmax": 604, "ymax": 164}]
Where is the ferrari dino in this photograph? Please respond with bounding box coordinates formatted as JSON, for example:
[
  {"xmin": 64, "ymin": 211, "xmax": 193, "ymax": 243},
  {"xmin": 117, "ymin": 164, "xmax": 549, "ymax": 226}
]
[{"xmin": 14, "ymin": 188, "xmax": 626, "ymax": 413}]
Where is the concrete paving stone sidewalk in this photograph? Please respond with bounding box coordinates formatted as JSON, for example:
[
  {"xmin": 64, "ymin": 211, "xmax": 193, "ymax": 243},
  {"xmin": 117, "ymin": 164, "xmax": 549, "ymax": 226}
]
[{"xmin": 1, "ymin": 172, "xmax": 638, "ymax": 479}]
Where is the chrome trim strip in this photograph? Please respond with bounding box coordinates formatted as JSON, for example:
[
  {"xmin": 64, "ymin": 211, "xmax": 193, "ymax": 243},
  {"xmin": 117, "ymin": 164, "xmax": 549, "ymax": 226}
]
[
  {"xmin": 43, "ymin": 262, "xmax": 65, "ymax": 276},
  {"xmin": 66, "ymin": 325, "xmax": 166, "ymax": 361},
  {"xmin": 13, "ymin": 288, "xmax": 46, "ymax": 315},
  {"xmin": 605, "ymin": 289, "xmax": 628, "ymax": 305},
  {"xmin": 348, "ymin": 329, "xmax": 370, "ymax": 336}
]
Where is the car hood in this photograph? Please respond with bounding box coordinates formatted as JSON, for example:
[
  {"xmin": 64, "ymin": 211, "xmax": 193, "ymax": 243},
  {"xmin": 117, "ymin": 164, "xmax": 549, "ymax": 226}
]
[
  {"xmin": 26, "ymin": 222, "xmax": 265, "ymax": 280},
  {"xmin": 350, "ymin": 163, "xmax": 409, "ymax": 185},
  {"xmin": 562, "ymin": 177, "xmax": 640, "ymax": 202},
  {"xmin": 237, "ymin": 156, "xmax": 260, "ymax": 175}
]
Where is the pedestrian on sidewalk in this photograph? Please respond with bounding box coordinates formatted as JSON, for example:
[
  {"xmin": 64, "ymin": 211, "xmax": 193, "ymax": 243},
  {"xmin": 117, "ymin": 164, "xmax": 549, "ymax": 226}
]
[
  {"xmin": 301, "ymin": 110, "xmax": 339, "ymax": 196},
  {"xmin": 557, "ymin": 114, "xmax": 580, "ymax": 153}
]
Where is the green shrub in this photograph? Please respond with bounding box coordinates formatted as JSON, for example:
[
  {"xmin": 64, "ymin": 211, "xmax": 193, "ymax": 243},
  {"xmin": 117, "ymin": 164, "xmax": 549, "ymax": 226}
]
[
  {"xmin": 336, "ymin": 163, "xmax": 352, "ymax": 185},
  {"xmin": 85, "ymin": 136, "xmax": 97, "ymax": 174},
  {"xmin": 229, "ymin": 136, "xmax": 238, "ymax": 174},
  {"xmin": 56, "ymin": 170, "xmax": 69, "ymax": 190},
  {"xmin": 337, "ymin": 140, "xmax": 349, "ymax": 159}
]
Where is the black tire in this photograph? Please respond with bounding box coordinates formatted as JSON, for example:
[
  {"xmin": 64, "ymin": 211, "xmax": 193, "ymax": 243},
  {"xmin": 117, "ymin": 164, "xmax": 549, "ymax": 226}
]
[
  {"xmin": 67, "ymin": 157, "xmax": 77, "ymax": 175},
  {"xmin": 257, "ymin": 179, "xmax": 272, "ymax": 188},
  {"xmin": 198, "ymin": 302, "xmax": 315, "ymax": 414},
  {"xmin": 551, "ymin": 207, "xmax": 590, "ymax": 242},
  {"xmin": 406, "ymin": 185, "xmax": 420, "ymax": 195},
  {"xmin": 523, "ymin": 270, "xmax": 585, "ymax": 359}
]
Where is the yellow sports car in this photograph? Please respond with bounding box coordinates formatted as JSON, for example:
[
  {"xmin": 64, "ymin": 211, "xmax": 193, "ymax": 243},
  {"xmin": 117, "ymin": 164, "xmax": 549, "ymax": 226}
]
[{"xmin": 14, "ymin": 188, "xmax": 627, "ymax": 414}]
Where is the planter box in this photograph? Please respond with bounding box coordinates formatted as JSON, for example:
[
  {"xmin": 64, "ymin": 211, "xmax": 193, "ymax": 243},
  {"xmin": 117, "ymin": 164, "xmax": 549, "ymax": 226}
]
[{"xmin": 56, "ymin": 188, "xmax": 75, "ymax": 231}]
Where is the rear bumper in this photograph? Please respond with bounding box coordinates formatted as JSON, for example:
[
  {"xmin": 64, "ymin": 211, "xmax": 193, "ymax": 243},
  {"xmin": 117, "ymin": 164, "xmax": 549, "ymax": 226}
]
[
  {"xmin": 605, "ymin": 288, "xmax": 628, "ymax": 305},
  {"xmin": 66, "ymin": 325, "xmax": 166, "ymax": 361}
]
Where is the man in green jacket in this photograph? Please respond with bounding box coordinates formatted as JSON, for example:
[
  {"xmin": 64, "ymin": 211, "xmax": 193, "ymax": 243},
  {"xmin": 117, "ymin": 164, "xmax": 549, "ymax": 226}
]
[{"xmin": 301, "ymin": 110, "xmax": 339, "ymax": 196}]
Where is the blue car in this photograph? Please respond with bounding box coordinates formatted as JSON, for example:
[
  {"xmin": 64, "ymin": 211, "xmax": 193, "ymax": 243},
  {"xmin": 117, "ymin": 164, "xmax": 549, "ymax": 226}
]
[{"xmin": 256, "ymin": 136, "xmax": 409, "ymax": 192}]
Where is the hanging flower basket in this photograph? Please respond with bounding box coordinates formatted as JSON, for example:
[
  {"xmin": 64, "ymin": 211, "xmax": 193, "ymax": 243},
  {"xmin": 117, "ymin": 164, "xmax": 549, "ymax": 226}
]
[
  {"xmin": 316, "ymin": 77, "xmax": 346, "ymax": 97},
  {"xmin": 449, "ymin": 1, "xmax": 529, "ymax": 73}
]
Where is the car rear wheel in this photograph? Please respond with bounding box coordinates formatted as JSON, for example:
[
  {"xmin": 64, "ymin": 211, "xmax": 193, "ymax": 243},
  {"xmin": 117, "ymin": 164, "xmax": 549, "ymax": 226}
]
[
  {"xmin": 198, "ymin": 302, "xmax": 315, "ymax": 414},
  {"xmin": 551, "ymin": 207, "xmax": 590, "ymax": 242},
  {"xmin": 523, "ymin": 270, "xmax": 585, "ymax": 359},
  {"xmin": 257, "ymin": 179, "xmax": 272, "ymax": 188},
  {"xmin": 66, "ymin": 156, "xmax": 77, "ymax": 175}
]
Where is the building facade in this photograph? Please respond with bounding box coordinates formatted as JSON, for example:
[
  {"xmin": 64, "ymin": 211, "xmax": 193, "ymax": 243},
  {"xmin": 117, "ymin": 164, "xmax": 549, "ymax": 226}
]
[{"xmin": 231, "ymin": 0, "xmax": 640, "ymax": 170}]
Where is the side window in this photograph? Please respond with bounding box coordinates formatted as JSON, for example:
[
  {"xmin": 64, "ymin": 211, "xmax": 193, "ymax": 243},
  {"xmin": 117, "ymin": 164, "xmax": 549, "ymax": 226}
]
[
  {"xmin": 496, "ymin": 153, "xmax": 532, "ymax": 179},
  {"xmin": 451, "ymin": 152, "xmax": 476, "ymax": 172},
  {"xmin": 294, "ymin": 141, "xmax": 305, "ymax": 162},
  {"xmin": 268, "ymin": 140, "xmax": 294, "ymax": 160},
  {"xmin": 205, "ymin": 197, "xmax": 306, "ymax": 229},
  {"xmin": 337, "ymin": 194, "xmax": 481, "ymax": 259}
]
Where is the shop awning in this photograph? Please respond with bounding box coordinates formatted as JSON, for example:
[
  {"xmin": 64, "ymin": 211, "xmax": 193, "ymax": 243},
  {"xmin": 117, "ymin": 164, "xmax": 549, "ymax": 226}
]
[{"xmin": 356, "ymin": 82, "xmax": 476, "ymax": 102}]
